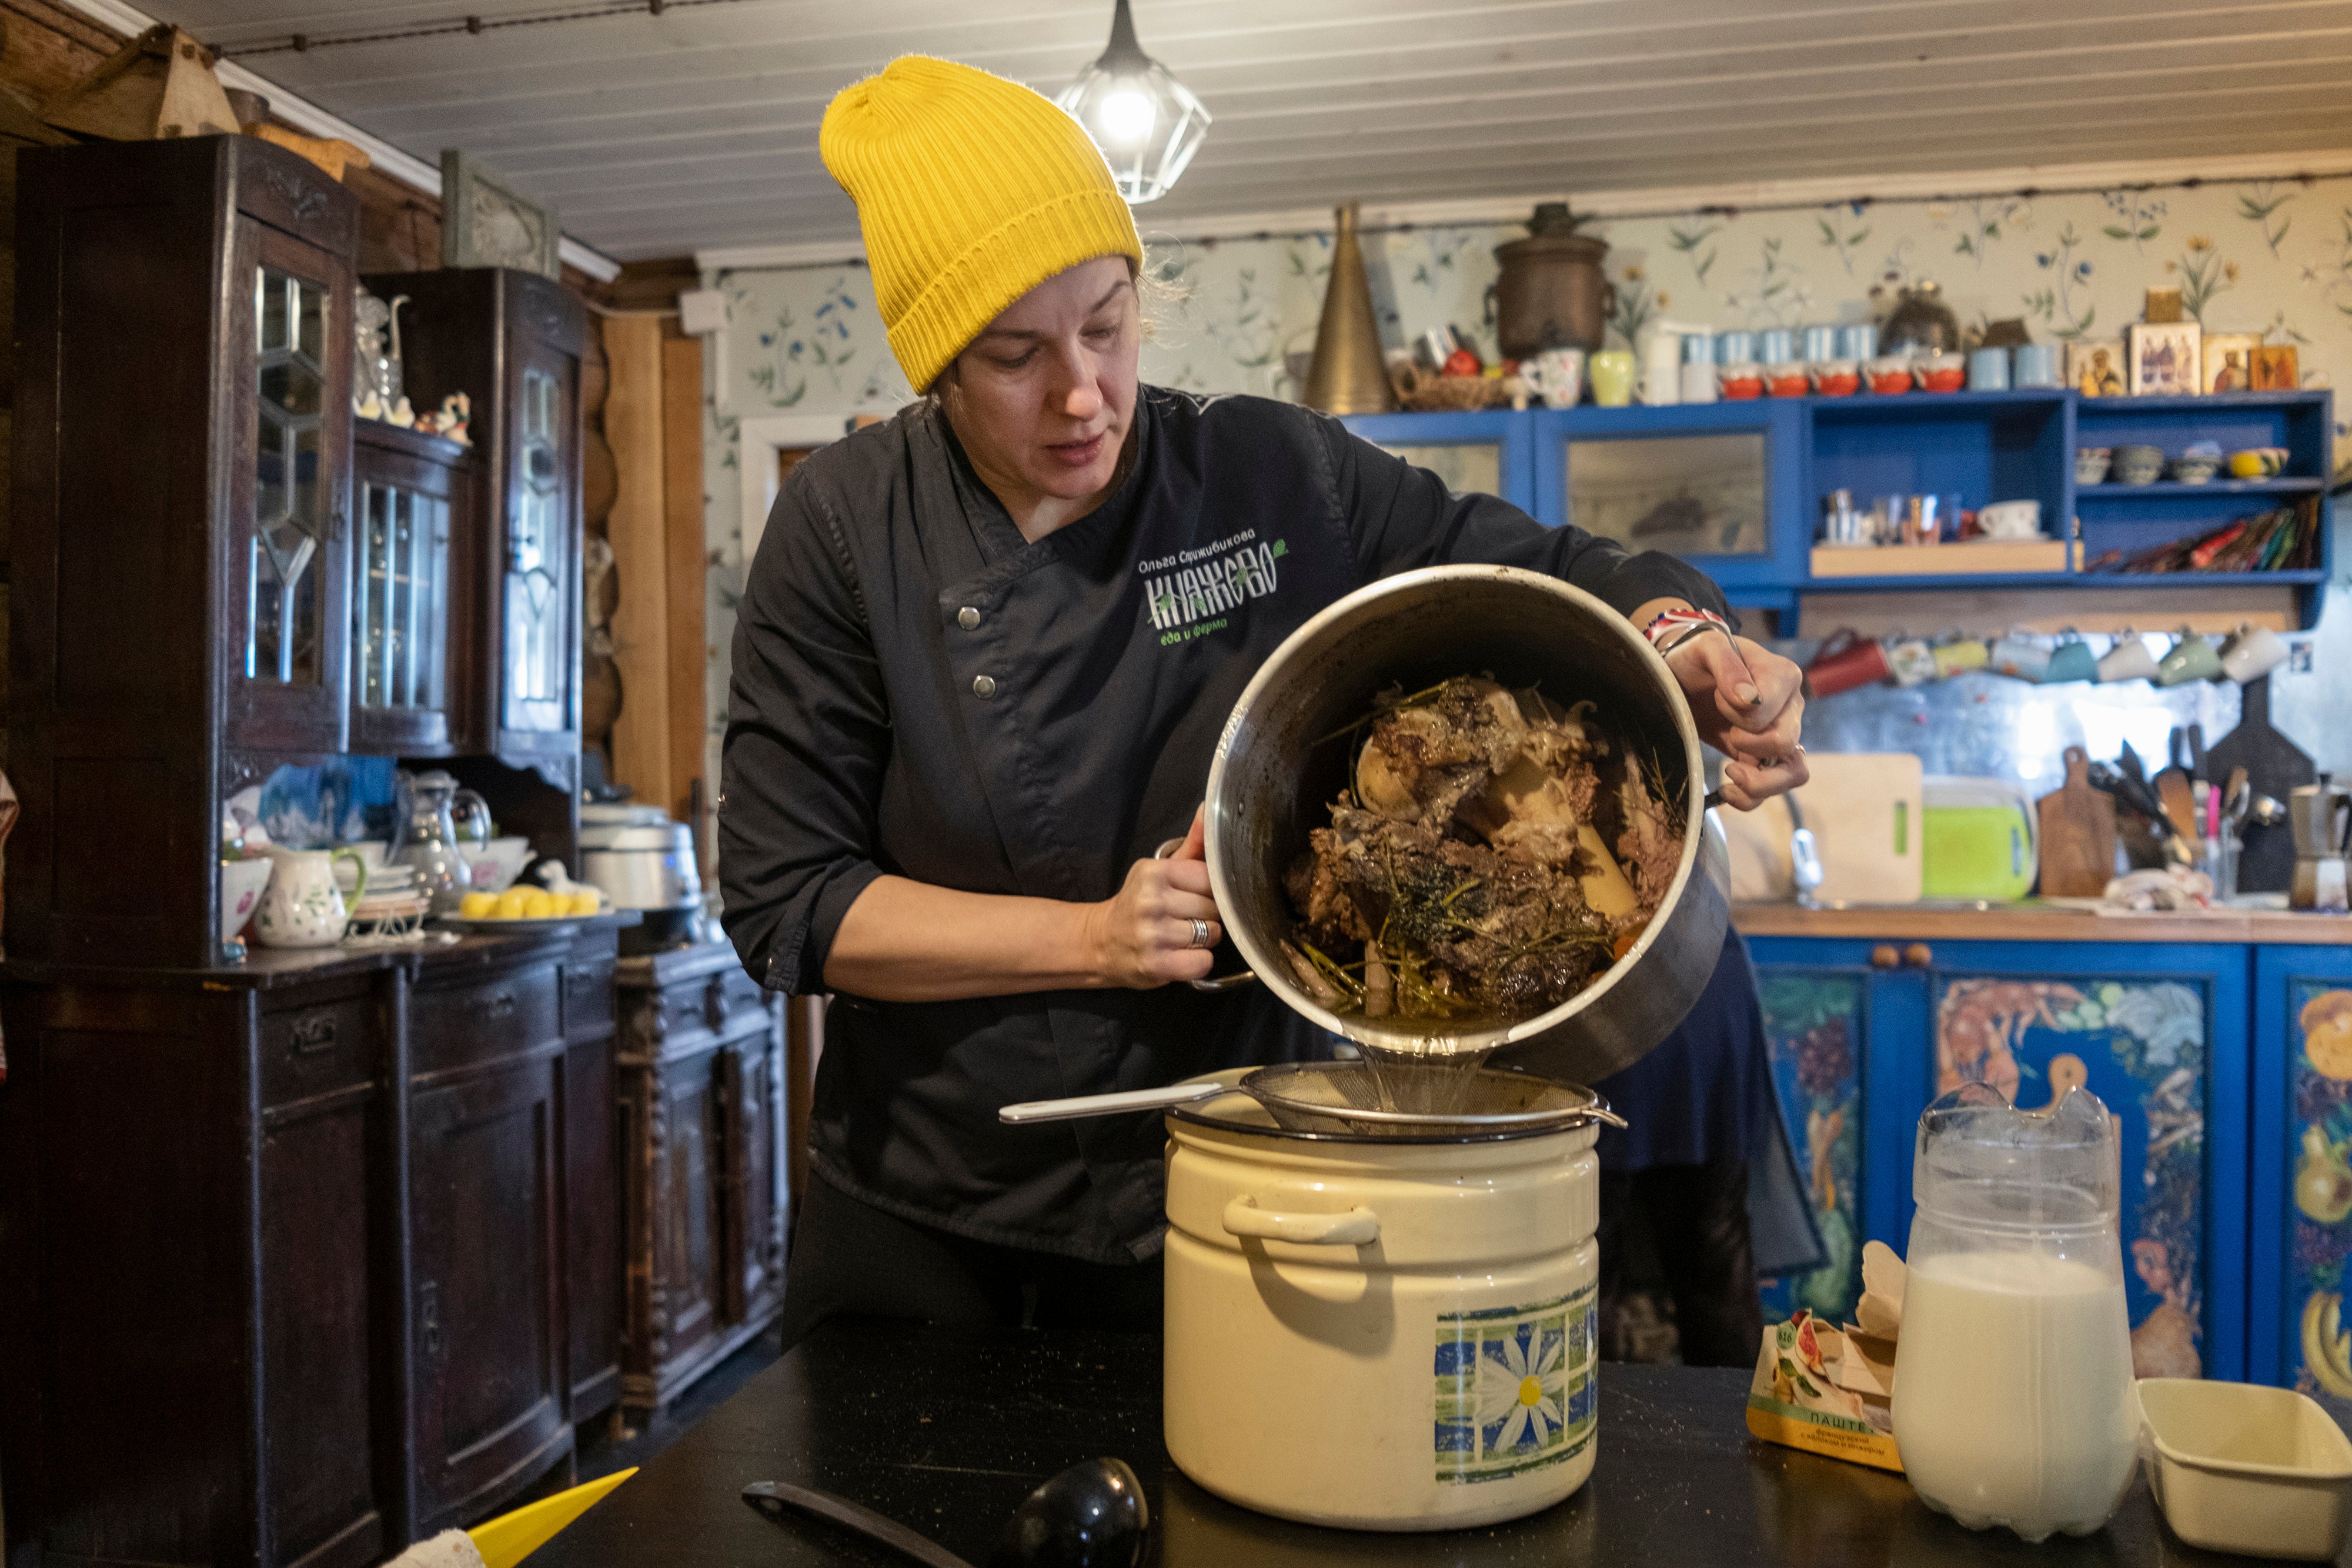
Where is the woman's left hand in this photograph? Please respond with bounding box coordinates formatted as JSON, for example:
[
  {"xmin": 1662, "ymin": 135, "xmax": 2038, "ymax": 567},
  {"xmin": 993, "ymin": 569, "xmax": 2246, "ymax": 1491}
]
[{"xmin": 1664, "ymin": 629, "xmax": 1809, "ymax": 810}]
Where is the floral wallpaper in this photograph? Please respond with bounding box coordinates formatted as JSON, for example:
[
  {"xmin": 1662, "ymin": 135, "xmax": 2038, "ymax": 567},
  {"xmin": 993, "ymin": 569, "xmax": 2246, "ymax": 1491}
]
[{"xmin": 694, "ymin": 175, "xmax": 2352, "ymax": 738}]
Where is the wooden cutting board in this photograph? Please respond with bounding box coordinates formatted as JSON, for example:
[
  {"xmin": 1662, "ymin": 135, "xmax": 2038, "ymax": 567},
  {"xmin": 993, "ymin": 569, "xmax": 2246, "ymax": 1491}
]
[
  {"xmin": 2037, "ymin": 747, "xmax": 2117, "ymax": 897},
  {"xmin": 1789, "ymin": 753, "xmax": 1923, "ymax": 904},
  {"xmin": 2203, "ymin": 674, "xmax": 2315, "ymax": 894}
]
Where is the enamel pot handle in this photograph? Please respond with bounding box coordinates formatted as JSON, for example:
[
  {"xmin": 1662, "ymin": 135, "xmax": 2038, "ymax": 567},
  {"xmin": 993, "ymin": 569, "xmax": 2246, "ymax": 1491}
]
[{"xmin": 1222, "ymin": 1198, "xmax": 1380, "ymax": 1246}]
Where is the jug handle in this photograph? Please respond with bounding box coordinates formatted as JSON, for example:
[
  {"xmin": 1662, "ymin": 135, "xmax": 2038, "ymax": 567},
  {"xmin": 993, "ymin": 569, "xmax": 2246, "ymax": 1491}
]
[
  {"xmin": 452, "ymin": 788, "xmax": 493, "ymax": 844},
  {"xmin": 1223, "ymin": 1198, "xmax": 1379, "ymax": 1246},
  {"xmin": 330, "ymin": 847, "xmax": 368, "ymax": 907}
]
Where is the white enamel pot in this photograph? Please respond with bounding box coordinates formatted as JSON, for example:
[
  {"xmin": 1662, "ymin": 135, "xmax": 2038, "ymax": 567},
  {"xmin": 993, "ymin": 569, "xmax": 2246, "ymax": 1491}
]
[{"xmin": 1162, "ymin": 1084, "xmax": 1603, "ymax": 1531}]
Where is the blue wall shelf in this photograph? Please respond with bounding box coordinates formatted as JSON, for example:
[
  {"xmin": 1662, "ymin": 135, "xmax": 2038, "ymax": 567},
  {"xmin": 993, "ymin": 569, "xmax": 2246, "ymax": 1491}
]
[{"xmin": 1344, "ymin": 387, "xmax": 2335, "ymax": 626}]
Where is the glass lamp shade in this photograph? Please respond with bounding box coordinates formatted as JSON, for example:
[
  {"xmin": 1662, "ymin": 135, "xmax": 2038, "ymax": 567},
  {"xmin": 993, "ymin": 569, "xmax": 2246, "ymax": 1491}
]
[{"xmin": 1055, "ymin": 2, "xmax": 1210, "ymax": 203}]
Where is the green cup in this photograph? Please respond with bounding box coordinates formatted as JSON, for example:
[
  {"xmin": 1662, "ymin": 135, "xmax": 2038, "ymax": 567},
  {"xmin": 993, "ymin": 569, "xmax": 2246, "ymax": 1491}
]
[
  {"xmin": 1589, "ymin": 350, "xmax": 1638, "ymax": 407},
  {"xmin": 2156, "ymin": 631, "xmax": 2223, "ymax": 686},
  {"xmin": 2045, "ymin": 633, "xmax": 2099, "ymax": 684}
]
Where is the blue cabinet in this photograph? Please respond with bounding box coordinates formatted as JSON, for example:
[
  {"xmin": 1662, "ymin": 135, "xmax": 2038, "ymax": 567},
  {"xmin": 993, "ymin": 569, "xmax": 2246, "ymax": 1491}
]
[
  {"xmin": 1750, "ymin": 936, "xmax": 2249, "ymax": 1381},
  {"xmin": 1339, "ymin": 389, "xmax": 2331, "ymax": 624},
  {"xmin": 2250, "ymin": 944, "xmax": 2352, "ymax": 1413}
]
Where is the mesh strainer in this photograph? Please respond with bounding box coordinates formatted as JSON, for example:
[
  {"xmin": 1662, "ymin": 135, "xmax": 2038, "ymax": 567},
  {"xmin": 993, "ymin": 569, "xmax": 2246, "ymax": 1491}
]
[{"xmin": 1000, "ymin": 1062, "xmax": 1623, "ymax": 1142}]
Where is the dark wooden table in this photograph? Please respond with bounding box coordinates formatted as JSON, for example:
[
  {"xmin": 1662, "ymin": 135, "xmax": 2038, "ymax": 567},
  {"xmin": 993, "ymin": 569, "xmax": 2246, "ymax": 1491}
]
[{"xmin": 534, "ymin": 1320, "xmax": 2334, "ymax": 1566}]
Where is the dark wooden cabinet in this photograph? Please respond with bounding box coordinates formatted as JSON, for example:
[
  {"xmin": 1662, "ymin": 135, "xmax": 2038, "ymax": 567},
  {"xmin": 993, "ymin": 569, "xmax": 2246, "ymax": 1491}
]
[
  {"xmin": 350, "ymin": 421, "xmax": 477, "ymax": 756},
  {"xmin": 616, "ymin": 941, "xmax": 788, "ymax": 1416},
  {"xmin": 9, "ymin": 134, "xmax": 360, "ymax": 968},
  {"xmin": 370, "ymin": 268, "xmax": 586, "ymax": 773},
  {"xmin": 0, "ymin": 927, "xmax": 624, "ymax": 1566}
]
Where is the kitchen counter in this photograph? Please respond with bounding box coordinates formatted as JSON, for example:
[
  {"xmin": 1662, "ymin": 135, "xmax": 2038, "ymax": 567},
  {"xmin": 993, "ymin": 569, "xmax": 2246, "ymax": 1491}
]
[
  {"xmin": 531, "ymin": 1320, "xmax": 2313, "ymax": 1567},
  {"xmin": 1735, "ymin": 900, "xmax": 2352, "ymax": 945}
]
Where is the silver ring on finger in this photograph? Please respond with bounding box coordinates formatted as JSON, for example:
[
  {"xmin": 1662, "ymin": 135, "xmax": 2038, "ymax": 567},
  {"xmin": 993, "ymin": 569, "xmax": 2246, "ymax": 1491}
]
[{"xmin": 1190, "ymin": 918, "xmax": 1213, "ymax": 950}]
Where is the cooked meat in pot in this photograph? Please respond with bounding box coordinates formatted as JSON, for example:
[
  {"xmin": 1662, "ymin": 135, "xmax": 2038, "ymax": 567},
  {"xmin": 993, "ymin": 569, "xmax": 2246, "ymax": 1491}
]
[{"xmin": 1285, "ymin": 676, "xmax": 1685, "ymax": 1024}]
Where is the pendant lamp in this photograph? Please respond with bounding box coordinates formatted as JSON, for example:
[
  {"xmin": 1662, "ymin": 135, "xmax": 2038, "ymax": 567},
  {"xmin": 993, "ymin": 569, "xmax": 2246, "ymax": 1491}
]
[{"xmin": 1055, "ymin": 0, "xmax": 1210, "ymax": 204}]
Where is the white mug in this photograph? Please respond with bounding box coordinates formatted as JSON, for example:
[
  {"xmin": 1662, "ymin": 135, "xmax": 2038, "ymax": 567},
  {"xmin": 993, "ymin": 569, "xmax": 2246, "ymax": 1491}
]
[
  {"xmin": 2219, "ymin": 622, "xmax": 2289, "ymax": 684},
  {"xmin": 1977, "ymin": 499, "xmax": 2042, "ymax": 540},
  {"xmin": 2097, "ymin": 630, "xmax": 2161, "ymax": 684},
  {"xmin": 1518, "ymin": 347, "xmax": 1585, "ymax": 410}
]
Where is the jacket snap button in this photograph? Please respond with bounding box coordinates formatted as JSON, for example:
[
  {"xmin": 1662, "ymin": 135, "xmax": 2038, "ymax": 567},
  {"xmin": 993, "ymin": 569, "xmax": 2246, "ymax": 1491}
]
[
  {"xmin": 971, "ymin": 675, "xmax": 997, "ymax": 699},
  {"xmin": 957, "ymin": 606, "xmax": 981, "ymax": 630}
]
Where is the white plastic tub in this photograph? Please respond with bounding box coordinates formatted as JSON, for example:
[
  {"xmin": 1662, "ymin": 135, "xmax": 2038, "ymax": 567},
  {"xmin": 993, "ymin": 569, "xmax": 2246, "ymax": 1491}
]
[{"xmin": 2140, "ymin": 1378, "xmax": 2352, "ymax": 1560}]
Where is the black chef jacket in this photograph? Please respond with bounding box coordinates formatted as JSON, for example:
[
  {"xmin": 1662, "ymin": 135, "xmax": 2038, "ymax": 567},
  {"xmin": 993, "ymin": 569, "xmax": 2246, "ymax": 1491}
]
[{"xmin": 720, "ymin": 387, "xmax": 1728, "ymax": 1264}]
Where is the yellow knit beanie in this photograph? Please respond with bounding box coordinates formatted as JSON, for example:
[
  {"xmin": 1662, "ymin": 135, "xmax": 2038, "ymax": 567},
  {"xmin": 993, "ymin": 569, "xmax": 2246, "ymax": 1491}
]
[{"xmin": 821, "ymin": 56, "xmax": 1144, "ymax": 393}]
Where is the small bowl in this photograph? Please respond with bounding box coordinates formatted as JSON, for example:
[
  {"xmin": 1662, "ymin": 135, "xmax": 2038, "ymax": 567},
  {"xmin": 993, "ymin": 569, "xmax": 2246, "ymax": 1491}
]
[
  {"xmin": 459, "ymin": 835, "xmax": 534, "ymax": 894},
  {"xmin": 2171, "ymin": 454, "xmax": 2221, "ymax": 484},
  {"xmin": 2114, "ymin": 443, "xmax": 2167, "ymax": 485},
  {"xmin": 1864, "ymin": 356, "xmax": 1913, "ymax": 394},
  {"xmin": 1718, "ymin": 360, "xmax": 1764, "ymax": 400},
  {"xmin": 2230, "ymin": 446, "xmax": 2290, "ymax": 478},
  {"xmin": 1916, "ymin": 351, "xmax": 1967, "ymax": 392},
  {"xmin": 2076, "ymin": 447, "xmax": 2113, "ymax": 484},
  {"xmin": 220, "ymin": 857, "xmax": 274, "ymax": 940},
  {"xmin": 2140, "ymin": 1378, "xmax": 2352, "ymax": 1561}
]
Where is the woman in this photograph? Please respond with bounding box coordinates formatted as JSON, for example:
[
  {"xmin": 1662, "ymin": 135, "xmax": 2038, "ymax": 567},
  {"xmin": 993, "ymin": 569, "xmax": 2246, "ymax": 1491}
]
[{"xmin": 721, "ymin": 56, "xmax": 1809, "ymax": 1345}]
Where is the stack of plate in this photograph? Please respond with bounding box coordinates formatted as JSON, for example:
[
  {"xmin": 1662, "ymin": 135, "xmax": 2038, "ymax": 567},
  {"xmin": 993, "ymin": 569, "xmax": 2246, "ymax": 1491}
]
[{"xmin": 343, "ymin": 863, "xmax": 430, "ymax": 932}]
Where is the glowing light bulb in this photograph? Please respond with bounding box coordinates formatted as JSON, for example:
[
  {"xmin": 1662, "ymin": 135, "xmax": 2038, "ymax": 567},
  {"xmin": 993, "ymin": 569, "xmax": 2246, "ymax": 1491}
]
[{"xmin": 1095, "ymin": 87, "xmax": 1155, "ymax": 148}]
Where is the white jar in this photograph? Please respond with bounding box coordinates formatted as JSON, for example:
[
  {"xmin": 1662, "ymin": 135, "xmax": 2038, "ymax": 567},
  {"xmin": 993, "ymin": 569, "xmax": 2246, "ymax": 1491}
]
[{"xmin": 1163, "ymin": 1101, "xmax": 1601, "ymax": 1531}]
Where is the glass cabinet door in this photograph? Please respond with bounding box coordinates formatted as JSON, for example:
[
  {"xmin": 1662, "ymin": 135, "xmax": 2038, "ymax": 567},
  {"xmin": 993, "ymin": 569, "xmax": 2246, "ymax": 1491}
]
[
  {"xmin": 348, "ymin": 422, "xmax": 466, "ymax": 753},
  {"xmin": 230, "ymin": 220, "xmax": 351, "ymax": 753},
  {"xmin": 1339, "ymin": 410, "xmax": 1535, "ymax": 509},
  {"xmin": 503, "ymin": 360, "xmax": 572, "ymax": 734}
]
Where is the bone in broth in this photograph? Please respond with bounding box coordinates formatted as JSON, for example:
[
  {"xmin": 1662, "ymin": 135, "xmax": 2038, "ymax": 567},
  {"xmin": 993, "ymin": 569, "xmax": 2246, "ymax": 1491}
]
[{"xmin": 1890, "ymin": 1251, "xmax": 2139, "ymax": 1542}]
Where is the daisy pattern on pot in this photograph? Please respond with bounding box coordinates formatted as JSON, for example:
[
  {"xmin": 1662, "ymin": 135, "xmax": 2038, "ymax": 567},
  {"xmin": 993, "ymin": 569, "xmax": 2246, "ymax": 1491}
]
[
  {"xmin": 1434, "ymin": 1283, "xmax": 1598, "ymax": 1483},
  {"xmin": 1475, "ymin": 1319, "xmax": 1566, "ymax": 1457}
]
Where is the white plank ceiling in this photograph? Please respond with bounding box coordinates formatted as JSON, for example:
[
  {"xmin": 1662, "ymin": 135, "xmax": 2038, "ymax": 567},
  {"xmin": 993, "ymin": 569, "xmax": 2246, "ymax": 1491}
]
[{"xmin": 128, "ymin": 0, "xmax": 2352, "ymax": 260}]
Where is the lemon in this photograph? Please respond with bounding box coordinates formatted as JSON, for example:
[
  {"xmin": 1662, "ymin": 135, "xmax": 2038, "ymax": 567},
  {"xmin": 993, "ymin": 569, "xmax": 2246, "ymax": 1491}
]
[
  {"xmin": 495, "ymin": 888, "xmax": 533, "ymax": 920},
  {"xmin": 459, "ymin": 891, "xmax": 498, "ymax": 920},
  {"xmin": 522, "ymin": 889, "xmax": 559, "ymax": 919},
  {"xmin": 568, "ymin": 888, "xmax": 603, "ymax": 915}
]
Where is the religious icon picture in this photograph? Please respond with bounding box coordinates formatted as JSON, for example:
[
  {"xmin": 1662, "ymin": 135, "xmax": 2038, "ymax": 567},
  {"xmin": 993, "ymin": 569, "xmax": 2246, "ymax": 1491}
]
[
  {"xmin": 2252, "ymin": 343, "xmax": 2301, "ymax": 391},
  {"xmin": 2128, "ymin": 321, "xmax": 2202, "ymax": 397},
  {"xmin": 2201, "ymin": 333, "xmax": 2259, "ymax": 394},
  {"xmin": 2068, "ymin": 339, "xmax": 2127, "ymax": 397}
]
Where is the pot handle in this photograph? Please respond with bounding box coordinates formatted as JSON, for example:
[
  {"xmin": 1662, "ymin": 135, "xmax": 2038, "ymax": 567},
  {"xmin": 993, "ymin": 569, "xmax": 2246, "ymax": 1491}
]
[{"xmin": 1222, "ymin": 1198, "xmax": 1380, "ymax": 1246}]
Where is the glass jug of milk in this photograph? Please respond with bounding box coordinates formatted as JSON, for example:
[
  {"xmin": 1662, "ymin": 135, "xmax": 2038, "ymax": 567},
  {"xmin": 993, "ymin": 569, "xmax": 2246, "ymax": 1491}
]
[{"xmin": 1890, "ymin": 1082, "xmax": 2139, "ymax": 1543}]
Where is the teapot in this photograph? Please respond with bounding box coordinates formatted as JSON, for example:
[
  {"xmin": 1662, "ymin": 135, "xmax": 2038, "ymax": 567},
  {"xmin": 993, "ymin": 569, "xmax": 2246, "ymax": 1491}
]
[
  {"xmin": 1890, "ymin": 1082, "xmax": 2139, "ymax": 1542},
  {"xmin": 253, "ymin": 845, "xmax": 366, "ymax": 949}
]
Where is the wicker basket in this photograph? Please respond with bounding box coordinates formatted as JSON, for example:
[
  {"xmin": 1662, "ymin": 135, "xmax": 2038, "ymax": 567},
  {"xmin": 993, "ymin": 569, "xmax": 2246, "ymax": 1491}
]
[{"xmin": 1389, "ymin": 361, "xmax": 1514, "ymax": 413}]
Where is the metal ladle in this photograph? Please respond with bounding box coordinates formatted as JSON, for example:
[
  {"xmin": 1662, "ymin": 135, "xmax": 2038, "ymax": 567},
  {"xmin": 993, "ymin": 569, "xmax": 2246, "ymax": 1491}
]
[{"xmin": 743, "ymin": 1456, "xmax": 1148, "ymax": 1568}]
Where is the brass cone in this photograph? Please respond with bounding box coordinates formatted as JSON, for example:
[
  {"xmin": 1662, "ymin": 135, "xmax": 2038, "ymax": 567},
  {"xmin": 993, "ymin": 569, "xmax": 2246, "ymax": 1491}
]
[{"xmin": 1302, "ymin": 202, "xmax": 1397, "ymax": 414}]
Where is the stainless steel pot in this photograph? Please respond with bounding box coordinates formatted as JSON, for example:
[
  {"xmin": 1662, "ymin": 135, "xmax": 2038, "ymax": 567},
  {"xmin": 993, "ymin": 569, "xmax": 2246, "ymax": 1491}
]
[
  {"xmin": 1203, "ymin": 565, "xmax": 1730, "ymax": 1084},
  {"xmin": 580, "ymin": 803, "xmax": 703, "ymax": 911}
]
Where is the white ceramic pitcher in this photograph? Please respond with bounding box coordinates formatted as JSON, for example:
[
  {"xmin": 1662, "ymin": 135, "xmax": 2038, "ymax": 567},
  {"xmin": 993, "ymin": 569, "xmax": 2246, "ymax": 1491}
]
[{"xmin": 253, "ymin": 845, "xmax": 365, "ymax": 949}]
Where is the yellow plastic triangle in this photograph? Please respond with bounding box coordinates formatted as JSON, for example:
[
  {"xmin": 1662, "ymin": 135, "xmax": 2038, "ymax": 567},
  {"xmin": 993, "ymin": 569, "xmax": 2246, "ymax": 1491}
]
[{"xmin": 467, "ymin": 1467, "xmax": 636, "ymax": 1568}]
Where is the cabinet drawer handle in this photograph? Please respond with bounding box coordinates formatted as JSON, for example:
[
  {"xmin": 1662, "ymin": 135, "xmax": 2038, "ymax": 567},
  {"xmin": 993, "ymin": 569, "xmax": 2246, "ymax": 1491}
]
[
  {"xmin": 419, "ymin": 1280, "xmax": 442, "ymax": 1360},
  {"xmin": 1905, "ymin": 943, "xmax": 1934, "ymax": 969},
  {"xmin": 486, "ymin": 988, "xmax": 516, "ymax": 1019},
  {"xmin": 703, "ymin": 974, "xmax": 731, "ymax": 1031},
  {"xmin": 1222, "ymin": 1198, "xmax": 1379, "ymax": 1246},
  {"xmin": 289, "ymin": 1009, "xmax": 338, "ymax": 1055},
  {"xmin": 1870, "ymin": 944, "xmax": 1900, "ymax": 970}
]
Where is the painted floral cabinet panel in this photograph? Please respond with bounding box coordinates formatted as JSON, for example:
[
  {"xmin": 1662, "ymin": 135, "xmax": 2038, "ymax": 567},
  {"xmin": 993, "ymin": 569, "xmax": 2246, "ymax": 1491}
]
[
  {"xmin": 1747, "ymin": 937, "xmax": 2248, "ymax": 1386},
  {"xmin": 2250, "ymin": 946, "xmax": 2352, "ymax": 1420},
  {"xmin": 1933, "ymin": 971, "xmax": 2216, "ymax": 1379},
  {"xmin": 1757, "ymin": 968, "xmax": 1869, "ymax": 1327}
]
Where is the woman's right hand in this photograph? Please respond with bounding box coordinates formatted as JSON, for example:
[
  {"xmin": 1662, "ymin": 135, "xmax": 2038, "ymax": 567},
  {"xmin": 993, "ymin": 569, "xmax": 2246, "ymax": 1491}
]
[{"xmin": 1085, "ymin": 807, "xmax": 1224, "ymax": 988}]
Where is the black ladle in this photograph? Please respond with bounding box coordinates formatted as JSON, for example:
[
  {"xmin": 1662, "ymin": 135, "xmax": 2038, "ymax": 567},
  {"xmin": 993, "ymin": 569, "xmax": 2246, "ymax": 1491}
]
[{"xmin": 743, "ymin": 1457, "xmax": 1148, "ymax": 1568}]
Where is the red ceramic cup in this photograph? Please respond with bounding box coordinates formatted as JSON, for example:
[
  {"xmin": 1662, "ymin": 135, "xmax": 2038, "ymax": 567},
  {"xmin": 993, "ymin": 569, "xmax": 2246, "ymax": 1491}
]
[
  {"xmin": 1805, "ymin": 629, "xmax": 1895, "ymax": 697},
  {"xmin": 1865, "ymin": 357, "xmax": 1912, "ymax": 394},
  {"xmin": 1813, "ymin": 360, "xmax": 1861, "ymax": 396},
  {"xmin": 1766, "ymin": 362, "xmax": 1810, "ymax": 397}
]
